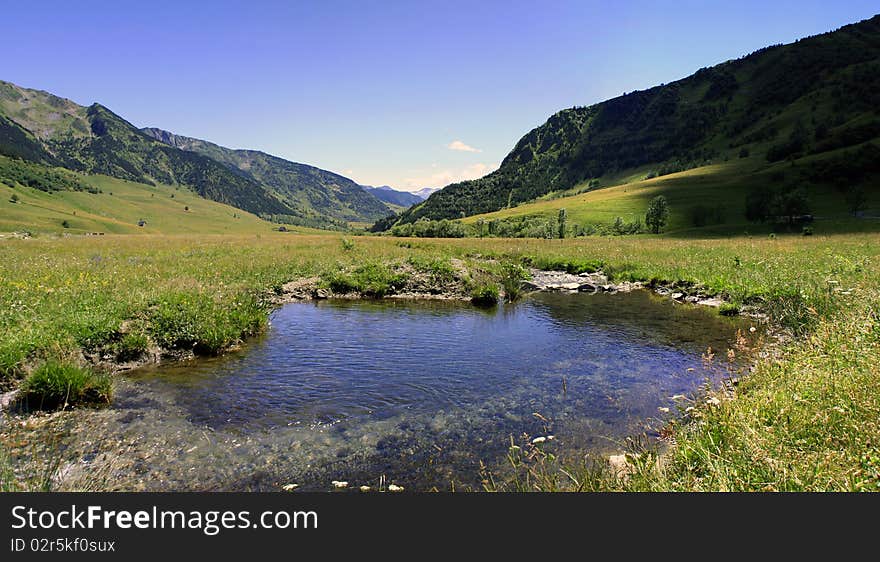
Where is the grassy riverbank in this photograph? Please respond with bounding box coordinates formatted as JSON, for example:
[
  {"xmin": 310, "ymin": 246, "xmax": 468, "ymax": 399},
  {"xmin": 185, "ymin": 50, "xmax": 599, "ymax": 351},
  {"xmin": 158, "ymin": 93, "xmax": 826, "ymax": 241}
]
[{"xmin": 1, "ymin": 231, "xmax": 878, "ymax": 491}]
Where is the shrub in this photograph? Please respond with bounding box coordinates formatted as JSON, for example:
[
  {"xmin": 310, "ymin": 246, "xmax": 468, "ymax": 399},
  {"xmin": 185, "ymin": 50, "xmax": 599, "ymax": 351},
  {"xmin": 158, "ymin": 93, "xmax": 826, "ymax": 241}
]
[
  {"xmin": 718, "ymin": 303, "xmax": 740, "ymax": 316},
  {"xmin": 845, "ymin": 187, "xmax": 867, "ymax": 217},
  {"xmin": 112, "ymin": 332, "xmax": 150, "ymax": 361},
  {"xmin": 61, "ymin": 220, "xmax": 70, "ymax": 229},
  {"xmin": 390, "ymin": 218, "xmax": 466, "ymax": 238},
  {"xmin": 499, "ymin": 261, "xmax": 529, "ymax": 302},
  {"xmin": 407, "ymin": 256, "xmax": 456, "ymax": 285},
  {"xmin": 20, "ymin": 361, "xmax": 111, "ymax": 410},
  {"xmin": 690, "ymin": 204, "xmax": 727, "ymax": 227},
  {"xmin": 149, "ymin": 292, "xmax": 266, "ymax": 354},
  {"xmin": 470, "ymin": 283, "xmax": 500, "ymax": 307},
  {"xmin": 610, "ymin": 217, "xmax": 643, "ymax": 235},
  {"xmin": 746, "ymin": 186, "xmax": 811, "ymax": 225},
  {"xmin": 322, "ymin": 263, "xmax": 407, "ymax": 298},
  {"xmin": 341, "ymin": 238, "xmax": 355, "ymax": 251},
  {"xmin": 745, "ymin": 187, "xmax": 773, "ymax": 222},
  {"xmin": 525, "ymin": 255, "xmax": 605, "ymax": 274},
  {"xmin": 9, "ymin": 193, "xmax": 18, "ymax": 203}
]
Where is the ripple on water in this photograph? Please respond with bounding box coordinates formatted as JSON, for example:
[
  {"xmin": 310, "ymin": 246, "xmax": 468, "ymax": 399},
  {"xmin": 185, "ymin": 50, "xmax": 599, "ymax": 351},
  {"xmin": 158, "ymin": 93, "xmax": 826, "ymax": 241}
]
[{"xmin": 76, "ymin": 291, "xmax": 757, "ymax": 490}]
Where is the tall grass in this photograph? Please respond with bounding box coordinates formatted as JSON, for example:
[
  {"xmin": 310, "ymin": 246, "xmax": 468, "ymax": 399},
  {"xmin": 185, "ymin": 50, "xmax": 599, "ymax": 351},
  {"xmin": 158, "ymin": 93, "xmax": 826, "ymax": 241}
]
[
  {"xmin": 19, "ymin": 360, "xmax": 111, "ymax": 410},
  {"xmin": 148, "ymin": 291, "xmax": 267, "ymax": 354},
  {"xmin": 498, "ymin": 261, "xmax": 530, "ymax": 302},
  {"xmin": 1, "ymin": 231, "xmax": 879, "ymax": 490}
]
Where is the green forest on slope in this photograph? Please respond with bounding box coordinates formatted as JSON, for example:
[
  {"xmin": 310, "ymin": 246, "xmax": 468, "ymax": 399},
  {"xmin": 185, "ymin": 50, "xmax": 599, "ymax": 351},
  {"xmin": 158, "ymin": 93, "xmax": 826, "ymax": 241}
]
[
  {"xmin": 391, "ymin": 15, "xmax": 880, "ymax": 227},
  {"xmin": 141, "ymin": 128, "xmax": 392, "ymax": 224}
]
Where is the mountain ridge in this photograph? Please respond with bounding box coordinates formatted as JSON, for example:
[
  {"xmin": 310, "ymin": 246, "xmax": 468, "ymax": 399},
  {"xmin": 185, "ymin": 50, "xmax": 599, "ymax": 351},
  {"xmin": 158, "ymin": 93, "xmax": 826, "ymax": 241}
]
[
  {"xmin": 0, "ymin": 79, "xmax": 391, "ymax": 227},
  {"xmin": 390, "ymin": 14, "xmax": 880, "ymax": 226},
  {"xmin": 141, "ymin": 127, "xmax": 391, "ymax": 224},
  {"xmin": 360, "ymin": 184, "xmax": 424, "ymax": 207}
]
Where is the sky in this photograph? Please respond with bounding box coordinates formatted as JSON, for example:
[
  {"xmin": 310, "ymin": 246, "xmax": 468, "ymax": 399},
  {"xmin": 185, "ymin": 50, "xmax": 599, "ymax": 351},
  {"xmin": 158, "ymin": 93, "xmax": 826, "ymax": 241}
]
[{"xmin": 2, "ymin": 1, "xmax": 877, "ymax": 191}]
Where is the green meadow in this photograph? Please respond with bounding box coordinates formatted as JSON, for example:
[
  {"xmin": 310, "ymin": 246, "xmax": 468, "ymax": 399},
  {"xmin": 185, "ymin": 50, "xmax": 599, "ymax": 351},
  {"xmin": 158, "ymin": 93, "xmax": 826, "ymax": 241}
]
[
  {"xmin": 462, "ymin": 155, "xmax": 880, "ymax": 237},
  {"xmin": 1, "ymin": 230, "xmax": 878, "ymax": 491},
  {"xmin": 0, "ymin": 157, "xmax": 281, "ymax": 235}
]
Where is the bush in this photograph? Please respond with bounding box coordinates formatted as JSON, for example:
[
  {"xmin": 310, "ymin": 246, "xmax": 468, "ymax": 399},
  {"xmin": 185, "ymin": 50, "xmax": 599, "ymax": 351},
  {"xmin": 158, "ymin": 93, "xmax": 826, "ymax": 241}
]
[
  {"xmin": 9, "ymin": 193, "xmax": 18, "ymax": 203},
  {"xmin": 20, "ymin": 361, "xmax": 111, "ymax": 410},
  {"xmin": 149, "ymin": 292, "xmax": 267, "ymax": 354},
  {"xmin": 407, "ymin": 256, "xmax": 456, "ymax": 286},
  {"xmin": 525, "ymin": 255, "xmax": 606, "ymax": 274},
  {"xmin": 322, "ymin": 263, "xmax": 408, "ymax": 298},
  {"xmin": 718, "ymin": 303, "xmax": 740, "ymax": 316},
  {"xmin": 610, "ymin": 216, "xmax": 643, "ymax": 235},
  {"xmin": 499, "ymin": 261, "xmax": 529, "ymax": 302},
  {"xmin": 845, "ymin": 187, "xmax": 867, "ymax": 216},
  {"xmin": 112, "ymin": 332, "xmax": 150, "ymax": 361},
  {"xmin": 390, "ymin": 218, "xmax": 466, "ymax": 238},
  {"xmin": 746, "ymin": 186, "xmax": 811, "ymax": 225},
  {"xmin": 690, "ymin": 204, "xmax": 727, "ymax": 227},
  {"xmin": 470, "ymin": 283, "xmax": 499, "ymax": 307},
  {"xmin": 745, "ymin": 187, "xmax": 773, "ymax": 222}
]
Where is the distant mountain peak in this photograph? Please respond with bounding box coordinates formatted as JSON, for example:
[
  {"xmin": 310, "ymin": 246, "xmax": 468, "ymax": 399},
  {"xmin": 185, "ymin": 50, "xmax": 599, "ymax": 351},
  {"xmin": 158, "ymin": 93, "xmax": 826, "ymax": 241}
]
[
  {"xmin": 360, "ymin": 185, "xmax": 424, "ymax": 208},
  {"xmin": 412, "ymin": 187, "xmax": 440, "ymax": 199}
]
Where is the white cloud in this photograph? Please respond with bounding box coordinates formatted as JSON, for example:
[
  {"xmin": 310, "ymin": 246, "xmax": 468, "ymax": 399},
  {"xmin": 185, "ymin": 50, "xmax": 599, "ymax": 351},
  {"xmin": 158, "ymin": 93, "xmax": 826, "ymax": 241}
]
[
  {"xmin": 446, "ymin": 140, "xmax": 481, "ymax": 153},
  {"xmin": 401, "ymin": 162, "xmax": 498, "ymax": 190}
]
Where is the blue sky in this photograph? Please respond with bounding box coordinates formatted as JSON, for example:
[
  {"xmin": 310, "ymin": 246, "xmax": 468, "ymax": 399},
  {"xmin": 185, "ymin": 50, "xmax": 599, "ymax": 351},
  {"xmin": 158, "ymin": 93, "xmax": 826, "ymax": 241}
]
[{"xmin": 2, "ymin": 1, "xmax": 877, "ymax": 191}]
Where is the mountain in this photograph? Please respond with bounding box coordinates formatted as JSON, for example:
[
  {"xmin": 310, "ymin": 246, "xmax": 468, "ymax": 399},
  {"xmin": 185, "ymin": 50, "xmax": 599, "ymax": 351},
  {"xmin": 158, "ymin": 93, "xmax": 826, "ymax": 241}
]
[
  {"xmin": 0, "ymin": 153, "xmax": 278, "ymax": 235},
  {"xmin": 412, "ymin": 187, "xmax": 440, "ymax": 200},
  {"xmin": 390, "ymin": 15, "xmax": 880, "ymax": 226},
  {"xmin": 361, "ymin": 185, "xmax": 423, "ymax": 207},
  {"xmin": 0, "ymin": 80, "xmax": 390, "ymax": 228},
  {"xmin": 0, "ymin": 80, "xmax": 295, "ymax": 220},
  {"xmin": 142, "ymin": 128, "xmax": 391, "ymax": 224}
]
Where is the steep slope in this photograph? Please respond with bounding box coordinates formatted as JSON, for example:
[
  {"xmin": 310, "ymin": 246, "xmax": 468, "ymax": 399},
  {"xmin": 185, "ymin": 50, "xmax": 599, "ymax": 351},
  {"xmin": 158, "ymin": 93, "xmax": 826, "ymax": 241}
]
[
  {"xmin": 0, "ymin": 154, "xmax": 277, "ymax": 234},
  {"xmin": 0, "ymin": 80, "xmax": 294, "ymax": 220},
  {"xmin": 0, "ymin": 113, "xmax": 57, "ymax": 164},
  {"xmin": 361, "ymin": 185, "xmax": 423, "ymax": 207},
  {"xmin": 393, "ymin": 15, "xmax": 880, "ymax": 225},
  {"xmin": 142, "ymin": 128, "xmax": 392, "ymax": 223}
]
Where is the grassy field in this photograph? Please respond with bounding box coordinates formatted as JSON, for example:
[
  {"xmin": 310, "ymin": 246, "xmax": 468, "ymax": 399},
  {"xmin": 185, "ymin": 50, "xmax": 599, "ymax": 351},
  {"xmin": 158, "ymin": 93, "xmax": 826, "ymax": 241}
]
[
  {"xmin": 461, "ymin": 156, "xmax": 880, "ymax": 237},
  {"xmin": 0, "ymin": 166, "xmax": 283, "ymax": 235},
  {"xmin": 1, "ymin": 231, "xmax": 878, "ymax": 491}
]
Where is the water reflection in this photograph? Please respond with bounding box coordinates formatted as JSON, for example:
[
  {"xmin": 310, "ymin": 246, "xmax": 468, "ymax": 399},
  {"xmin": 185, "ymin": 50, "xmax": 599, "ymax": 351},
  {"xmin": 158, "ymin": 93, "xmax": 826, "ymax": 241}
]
[{"xmin": 106, "ymin": 291, "xmax": 755, "ymax": 490}]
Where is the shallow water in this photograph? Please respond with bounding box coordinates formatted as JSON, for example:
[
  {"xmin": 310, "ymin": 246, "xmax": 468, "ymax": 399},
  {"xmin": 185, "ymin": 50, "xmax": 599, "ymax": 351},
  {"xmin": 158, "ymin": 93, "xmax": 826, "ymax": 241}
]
[{"xmin": 70, "ymin": 291, "xmax": 757, "ymax": 491}]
